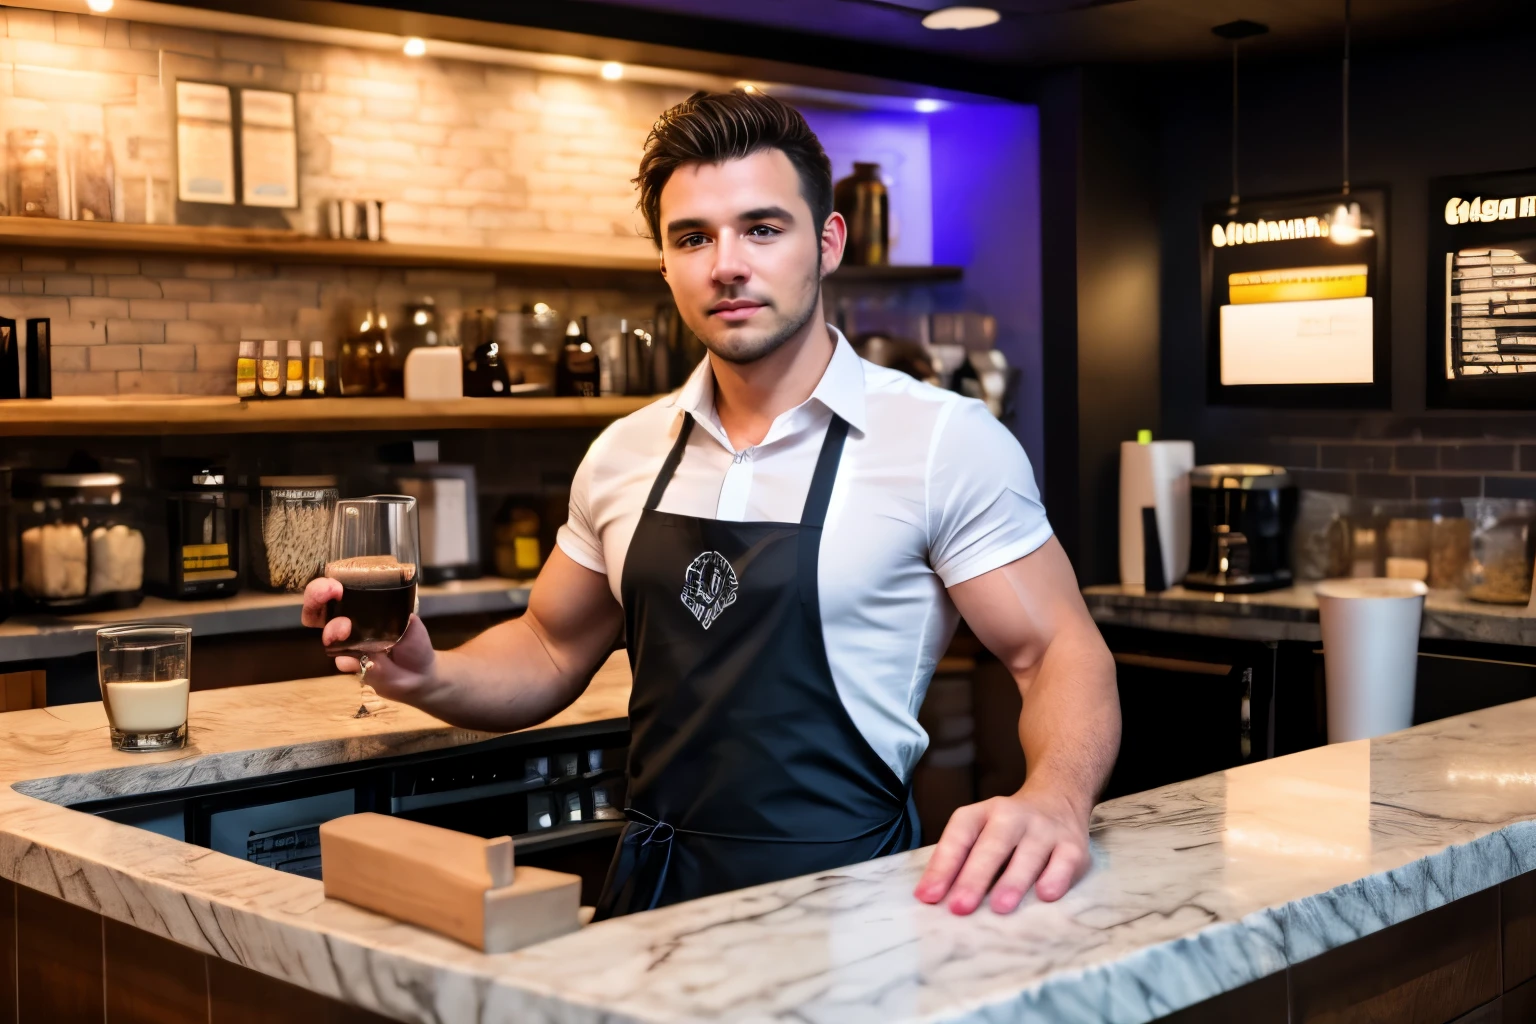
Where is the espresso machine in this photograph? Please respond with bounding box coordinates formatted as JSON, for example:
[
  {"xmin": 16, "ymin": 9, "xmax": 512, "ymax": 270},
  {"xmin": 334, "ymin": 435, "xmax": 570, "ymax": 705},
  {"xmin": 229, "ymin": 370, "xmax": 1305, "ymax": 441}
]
[{"xmin": 1183, "ymin": 464, "xmax": 1298, "ymax": 594}]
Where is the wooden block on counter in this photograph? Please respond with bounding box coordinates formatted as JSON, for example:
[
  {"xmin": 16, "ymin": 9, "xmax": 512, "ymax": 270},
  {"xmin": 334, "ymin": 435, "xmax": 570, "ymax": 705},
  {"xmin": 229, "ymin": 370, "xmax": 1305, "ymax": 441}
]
[
  {"xmin": 319, "ymin": 812, "xmax": 580, "ymax": 953},
  {"xmin": 484, "ymin": 867, "xmax": 583, "ymax": 953}
]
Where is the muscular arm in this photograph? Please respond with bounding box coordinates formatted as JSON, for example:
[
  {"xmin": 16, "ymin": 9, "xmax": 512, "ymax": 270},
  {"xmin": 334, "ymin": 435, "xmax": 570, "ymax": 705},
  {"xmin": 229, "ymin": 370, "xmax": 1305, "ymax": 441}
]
[
  {"xmin": 301, "ymin": 547, "xmax": 624, "ymax": 732},
  {"xmin": 914, "ymin": 536, "xmax": 1120, "ymax": 914}
]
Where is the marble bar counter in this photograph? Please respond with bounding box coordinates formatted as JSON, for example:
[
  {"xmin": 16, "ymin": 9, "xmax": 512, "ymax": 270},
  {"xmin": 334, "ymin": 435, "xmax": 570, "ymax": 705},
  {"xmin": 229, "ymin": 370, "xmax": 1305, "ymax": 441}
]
[
  {"xmin": 1084, "ymin": 581, "xmax": 1536, "ymax": 646},
  {"xmin": 6, "ymin": 651, "xmax": 1536, "ymax": 1020}
]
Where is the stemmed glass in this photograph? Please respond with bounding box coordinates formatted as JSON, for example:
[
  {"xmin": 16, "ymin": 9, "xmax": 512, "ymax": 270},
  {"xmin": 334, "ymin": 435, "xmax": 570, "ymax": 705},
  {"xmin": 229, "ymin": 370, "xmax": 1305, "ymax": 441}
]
[{"xmin": 323, "ymin": 495, "xmax": 420, "ymax": 717}]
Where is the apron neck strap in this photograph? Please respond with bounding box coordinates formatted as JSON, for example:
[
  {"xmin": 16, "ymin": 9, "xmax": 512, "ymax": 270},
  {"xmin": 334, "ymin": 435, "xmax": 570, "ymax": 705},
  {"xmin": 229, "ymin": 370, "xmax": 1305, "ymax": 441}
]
[
  {"xmin": 645, "ymin": 413, "xmax": 696, "ymax": 511},
  {"xmin": 643, "ymin": 411, "xmax": 850, "ymax": 525},
  {"xmin": 800, "ymin": 414, "xmax": 849, "ymax": 528}
]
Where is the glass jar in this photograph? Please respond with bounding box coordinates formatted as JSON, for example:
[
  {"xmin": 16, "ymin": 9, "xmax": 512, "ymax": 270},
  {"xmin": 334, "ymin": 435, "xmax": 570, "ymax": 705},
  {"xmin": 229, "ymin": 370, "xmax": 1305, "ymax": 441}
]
[
  {"xmin": 1464, "ymin": 498, "xmax": 1536, "ymax": 604},
  {"xmin": 394, "ymin": 297, "xmax": 440, "ymax": 363},
  {"xmin": 15, "ymin": 471, "xmax": 144, "ymax": 613},
  {"xmin": 247, "ymin": 476, "xmax": 338, "ymax": 592}
]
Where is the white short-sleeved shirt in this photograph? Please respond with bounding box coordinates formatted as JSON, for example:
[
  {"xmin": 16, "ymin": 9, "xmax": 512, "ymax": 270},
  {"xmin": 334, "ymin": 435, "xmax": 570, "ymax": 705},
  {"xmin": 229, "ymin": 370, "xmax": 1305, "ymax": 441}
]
[{"xmin": 557, "ymin": 327, "xmax": 1052, "ymax": 781}]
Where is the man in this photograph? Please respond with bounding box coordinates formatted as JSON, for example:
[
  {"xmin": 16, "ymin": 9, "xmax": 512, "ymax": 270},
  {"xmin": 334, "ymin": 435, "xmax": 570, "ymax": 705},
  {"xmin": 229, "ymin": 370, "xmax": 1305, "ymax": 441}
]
[{"xmin": 304, "ymin": 89, "xmax": 1119, "ymax": 918}]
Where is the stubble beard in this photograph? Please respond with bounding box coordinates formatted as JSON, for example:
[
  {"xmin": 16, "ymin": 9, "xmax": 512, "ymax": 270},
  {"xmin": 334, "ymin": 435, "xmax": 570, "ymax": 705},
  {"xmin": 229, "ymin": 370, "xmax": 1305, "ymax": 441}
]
[{"xmin": 698, "ymin": 261, "xmax": 823, "ymax": 367}]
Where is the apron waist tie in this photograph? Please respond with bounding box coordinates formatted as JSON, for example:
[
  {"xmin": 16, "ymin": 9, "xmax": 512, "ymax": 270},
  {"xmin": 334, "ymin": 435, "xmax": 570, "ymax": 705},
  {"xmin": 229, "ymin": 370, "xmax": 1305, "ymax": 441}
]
[{"xmin": 621, "ymin": 803, "xmax": 910, "ymax": 913}]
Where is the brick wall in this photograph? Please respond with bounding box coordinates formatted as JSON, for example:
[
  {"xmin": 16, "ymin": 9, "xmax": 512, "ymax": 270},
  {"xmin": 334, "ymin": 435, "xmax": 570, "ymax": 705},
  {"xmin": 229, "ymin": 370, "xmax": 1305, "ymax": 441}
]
[
  {"xmin": 0, "ymin": 5, "xmax": 687, "ymax": 395},
  {"xmin": 0, "ymin": 5, "xmax": 688, "ymax": 246},
  {"xmin": 1252, "ymin": 421, "xmax": 1536, "ymax": 502}
]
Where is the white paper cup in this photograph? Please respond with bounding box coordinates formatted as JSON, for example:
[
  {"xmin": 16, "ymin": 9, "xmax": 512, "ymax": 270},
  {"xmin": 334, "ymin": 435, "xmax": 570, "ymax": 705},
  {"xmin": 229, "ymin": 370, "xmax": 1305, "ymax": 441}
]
[{"xmin": 1316, "ymin": 578, "xmax": 1427, "ymax": 743}]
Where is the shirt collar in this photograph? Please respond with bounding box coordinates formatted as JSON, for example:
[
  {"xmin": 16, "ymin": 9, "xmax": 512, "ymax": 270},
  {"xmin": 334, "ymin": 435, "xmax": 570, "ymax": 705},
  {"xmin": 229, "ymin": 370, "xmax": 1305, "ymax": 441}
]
[{"xmin": 670, "ymin": 324, "xmax": 868, "ymax": 436}]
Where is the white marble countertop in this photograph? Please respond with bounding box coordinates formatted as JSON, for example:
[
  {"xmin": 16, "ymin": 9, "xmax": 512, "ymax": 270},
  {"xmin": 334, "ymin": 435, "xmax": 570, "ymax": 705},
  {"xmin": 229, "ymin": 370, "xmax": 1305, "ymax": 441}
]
[
  {"xmin": 0, "ymin": 577, "xmax": 533, "ymax": 663},
  {"xmin": 1084, "ymin": 581, "xmax": 1536, "ymax": 646},
  {"xmin": 7, "ymin": 655, "xmax": 1536, "ymax": 1022}
]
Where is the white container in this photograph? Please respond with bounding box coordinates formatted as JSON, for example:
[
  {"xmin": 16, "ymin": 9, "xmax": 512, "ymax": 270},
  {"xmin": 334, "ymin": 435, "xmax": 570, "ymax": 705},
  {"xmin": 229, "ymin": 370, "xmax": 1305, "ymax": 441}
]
[
  {"xmin": 1118, "ymin": 438, "xmax": 1194, "ymax": 587},
  {"xmin": 403, "ymin": 346, "xmax": 463, "ymax": 400},
  {"xmin": 1316, "ymin": 577, "xmax": 1427, "ymax": 743}
]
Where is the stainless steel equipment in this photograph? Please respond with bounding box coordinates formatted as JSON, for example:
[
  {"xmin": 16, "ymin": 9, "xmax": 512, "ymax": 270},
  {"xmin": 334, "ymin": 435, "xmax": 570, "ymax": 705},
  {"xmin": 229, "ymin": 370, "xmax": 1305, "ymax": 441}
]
[{"xmin": 1184, "ymin": 464, "xmax": 1297, "ymax": 594}]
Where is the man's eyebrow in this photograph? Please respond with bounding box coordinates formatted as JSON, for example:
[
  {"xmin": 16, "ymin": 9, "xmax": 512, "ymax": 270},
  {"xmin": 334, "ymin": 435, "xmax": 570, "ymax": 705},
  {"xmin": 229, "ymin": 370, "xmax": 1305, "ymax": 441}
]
[
  {"xmin": 664, "ymin": 207, "xmax": 797, "ymax": 236},
  {"xmin": 665, "ymin": 217, "xmax": 708, "ymax": 235},
  {"xmin": 740, "ymin": 206, "xmax": 795, "ymax": 223}
]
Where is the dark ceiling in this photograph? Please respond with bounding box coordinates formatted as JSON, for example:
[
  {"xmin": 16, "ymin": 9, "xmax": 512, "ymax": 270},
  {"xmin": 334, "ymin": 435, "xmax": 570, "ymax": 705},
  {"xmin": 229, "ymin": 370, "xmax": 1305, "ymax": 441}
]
[
  {"xmin": 206, "ymin": 0, "xmax": 1536, "ymax": 103},
  {"xmin": 355, "ymin": 0, "xmax": 1536, "ymax": 68}
]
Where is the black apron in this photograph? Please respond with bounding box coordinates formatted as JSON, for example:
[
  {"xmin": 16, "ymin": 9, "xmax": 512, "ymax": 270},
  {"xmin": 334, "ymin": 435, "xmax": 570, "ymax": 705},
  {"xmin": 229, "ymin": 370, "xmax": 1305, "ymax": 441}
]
[{"xmin": 593, "ymin": 412, "xmax": 919, "ymax": 919}]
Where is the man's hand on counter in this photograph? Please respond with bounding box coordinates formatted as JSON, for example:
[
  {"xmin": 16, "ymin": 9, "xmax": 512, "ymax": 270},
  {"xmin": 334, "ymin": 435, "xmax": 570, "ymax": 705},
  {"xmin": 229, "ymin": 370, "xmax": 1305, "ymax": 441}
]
[
  {"xmin": 925, "ymin": 537, "xmax": 1120, "ymax": 915},
  {"xmin": 914, "ymin": 786, "xmax": 1091, "ymax": 915}
]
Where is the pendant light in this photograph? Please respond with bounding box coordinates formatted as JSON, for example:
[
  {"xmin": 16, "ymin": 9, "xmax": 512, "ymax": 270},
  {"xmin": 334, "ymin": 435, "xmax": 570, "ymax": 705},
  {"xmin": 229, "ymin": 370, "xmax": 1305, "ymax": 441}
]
[
  {"xmin": 1330, "ymin": 0, "xmax": 1372, "ymax": 245},
  {"xmin": 1211, "ymin": 21, "xmax": 1268, "ymax": 216}
]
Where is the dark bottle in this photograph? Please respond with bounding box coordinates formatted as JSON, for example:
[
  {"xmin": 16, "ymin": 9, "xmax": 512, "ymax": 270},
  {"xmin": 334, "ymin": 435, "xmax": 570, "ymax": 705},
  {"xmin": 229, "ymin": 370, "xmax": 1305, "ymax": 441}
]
[
  {"xmin": 554, "ymin": 318, "xmax": 600, "ymax": 398},
  {"xmin": 338, "ymin": 309, "xmax": 391, "ymax": 397},
  {"xmin": 833, "ymin": 162, "xmax": 889, "ymax": 267},
  {"xmin": 23, "ymin": 318, "xmax": 50, "ymax": 399}
]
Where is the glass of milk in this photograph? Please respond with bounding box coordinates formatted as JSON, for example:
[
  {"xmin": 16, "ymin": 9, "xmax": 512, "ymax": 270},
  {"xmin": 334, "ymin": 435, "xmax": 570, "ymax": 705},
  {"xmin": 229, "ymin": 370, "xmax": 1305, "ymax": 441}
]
[{"xmin": 96, "ymin": 624, "xmax": 191, "ymax": 751}]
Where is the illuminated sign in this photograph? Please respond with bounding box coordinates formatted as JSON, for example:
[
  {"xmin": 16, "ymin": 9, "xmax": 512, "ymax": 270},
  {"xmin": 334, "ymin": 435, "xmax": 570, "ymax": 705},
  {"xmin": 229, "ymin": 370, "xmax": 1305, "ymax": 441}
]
[
  {"xmin": 1444, "ymin": 195, "xmax": 1536, "ymax": 225},
  {"xmin": 1203, "ymin": 190, "xmax": 1389, "ymax": 408},
  {"xmin": 1428, "ymin": 167, "xmax": 1536, "ymax": 407},
  {"xmin": 1211, "ymin": 216, "xmax": 1330, "ymax": 246}
]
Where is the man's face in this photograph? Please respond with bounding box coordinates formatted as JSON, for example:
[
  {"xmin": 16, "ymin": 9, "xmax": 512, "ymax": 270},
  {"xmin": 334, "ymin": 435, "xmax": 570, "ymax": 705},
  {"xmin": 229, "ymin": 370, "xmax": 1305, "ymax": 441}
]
[{"xmin": 658, "ymin": 148, "xmax": 842, "ymax": 364}]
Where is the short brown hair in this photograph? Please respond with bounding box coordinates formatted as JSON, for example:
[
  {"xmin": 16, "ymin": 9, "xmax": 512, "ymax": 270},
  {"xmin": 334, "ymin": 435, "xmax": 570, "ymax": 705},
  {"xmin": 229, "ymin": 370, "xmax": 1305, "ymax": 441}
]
[{"xmin": 634, "ymin": 89, "xmax": 833, "ymax": 248}]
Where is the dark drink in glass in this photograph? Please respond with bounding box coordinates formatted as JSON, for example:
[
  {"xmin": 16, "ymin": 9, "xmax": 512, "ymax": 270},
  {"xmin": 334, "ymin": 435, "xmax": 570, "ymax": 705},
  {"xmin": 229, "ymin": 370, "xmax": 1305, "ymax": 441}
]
[
  {"xmin": 323, "ymin": 555, "xmax": 417, "ymax": 657},
  {"xmin": 324, "ymin": 495, "xmax": 420, "ymax": 716}
]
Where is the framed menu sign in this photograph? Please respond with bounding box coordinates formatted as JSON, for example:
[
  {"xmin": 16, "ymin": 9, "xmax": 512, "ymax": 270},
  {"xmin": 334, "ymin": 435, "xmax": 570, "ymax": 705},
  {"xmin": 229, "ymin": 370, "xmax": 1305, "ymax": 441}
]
[
  {"xmin": 175, "ymin": 81, "xmax": 235, "ymax": 205},
  {"xmin": 1428, "ymin": 167, "xmax": 1536, "ymax": 407},
  {"xmin": 1203, "ymin": 189, "xmax": 1389, "ymax": 407}
]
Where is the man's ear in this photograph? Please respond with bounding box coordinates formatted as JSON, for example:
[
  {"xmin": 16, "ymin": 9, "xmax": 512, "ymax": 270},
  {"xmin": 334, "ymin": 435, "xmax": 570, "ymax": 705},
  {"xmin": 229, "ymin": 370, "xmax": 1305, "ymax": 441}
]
[
  {"xmin": 819, "ymin": 211, "xmax": 848, "ymax": 279},
  {"xmin": 658, "ymin": 254, "xmax": 668, "ymax": 279}
]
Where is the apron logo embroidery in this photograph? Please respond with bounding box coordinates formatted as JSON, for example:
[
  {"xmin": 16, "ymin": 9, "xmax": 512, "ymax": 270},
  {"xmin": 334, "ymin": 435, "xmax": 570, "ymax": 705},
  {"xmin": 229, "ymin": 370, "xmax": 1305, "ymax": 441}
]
[{"xmin": 681, "ymin": 551, "xmax": 738, "ymax": 630}]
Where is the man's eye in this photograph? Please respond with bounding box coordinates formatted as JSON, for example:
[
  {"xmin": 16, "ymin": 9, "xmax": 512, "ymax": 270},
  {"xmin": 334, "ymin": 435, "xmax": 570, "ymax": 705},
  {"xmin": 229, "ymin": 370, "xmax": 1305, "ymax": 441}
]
[
  {"xmin": 747, "ymin": 225, "xmax": 780, "ymax": 238},
  {"xmin": 677, "ymin": 234, "xmax": 709, "ymax": 248}
]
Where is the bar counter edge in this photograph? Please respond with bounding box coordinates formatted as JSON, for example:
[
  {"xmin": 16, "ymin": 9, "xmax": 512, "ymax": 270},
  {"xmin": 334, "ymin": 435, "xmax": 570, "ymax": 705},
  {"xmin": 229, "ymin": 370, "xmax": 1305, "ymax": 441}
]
[{"xmin": 2, "ymin": 651, "xmax": 1536, "ymax": 1022}]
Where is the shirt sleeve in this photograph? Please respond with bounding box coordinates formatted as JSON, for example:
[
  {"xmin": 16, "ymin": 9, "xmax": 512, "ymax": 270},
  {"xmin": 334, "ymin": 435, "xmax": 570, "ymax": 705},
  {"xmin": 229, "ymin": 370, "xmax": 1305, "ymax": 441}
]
[
  {"xmin": 928, "ymin": 398, "xmax": 1053, "ymax": 587},
  {"xmin": 555, "ymin": 441, "xmax": 607, "ymax": 575}
]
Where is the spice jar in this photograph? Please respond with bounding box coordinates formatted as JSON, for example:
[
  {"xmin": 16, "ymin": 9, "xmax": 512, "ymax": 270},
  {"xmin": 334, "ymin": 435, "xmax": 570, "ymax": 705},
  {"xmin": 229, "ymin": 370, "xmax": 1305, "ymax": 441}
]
[
  {"xmin": 247, "ymin": 476, "xmax": 337, "ymax": 592},
  {"xmin": 259, "ymin": 339, "xmax": 282, "ymax": 398},
  {"xmin": 15, "ymin": 471, "xmax": 144, "ymax": 613},
  {"xmin": 1464, "ymin": 498, "xmax": 1536, "ymax": 604},
  {"xmin": 235, "ymin": 340, "xmax": 257, "ymax": 398}
]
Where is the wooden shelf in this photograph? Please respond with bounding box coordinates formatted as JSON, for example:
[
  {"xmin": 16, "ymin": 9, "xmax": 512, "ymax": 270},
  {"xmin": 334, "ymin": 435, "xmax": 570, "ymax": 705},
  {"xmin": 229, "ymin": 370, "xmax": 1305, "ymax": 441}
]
[
  {"xmin": 0, "ymin": 217, "xmax": 662, "ymax": 278},
  {"xmin": 0, "ymin": 217, "xmax": 963, "ymax": 285},
  {"xmin": 0, "ymin": 395, "xmax": 654, "ymax": 436}
]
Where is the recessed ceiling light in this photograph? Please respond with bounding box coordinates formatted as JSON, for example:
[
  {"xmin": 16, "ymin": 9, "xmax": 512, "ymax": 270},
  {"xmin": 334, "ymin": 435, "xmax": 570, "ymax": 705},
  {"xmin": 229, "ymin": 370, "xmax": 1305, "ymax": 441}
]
[
  {"xmin": 736, "ymin": 82, "xmax": 758, "ymax": 94},
  {"xmin": 600, "ymin": 62, "xmax": 624, "ymax": 81},
  {"xmin": 85, "ymin": 0, "xmax": 113, "ymax": 11},
  {"xmin": 914, "ymin": 99, "xmax": 942, "ymax": 113},
  {"xmin": 402, "ymin": 37, "xmax": 426, "ymax": 57},
  {"xmin": 921, "ymin": 6, "xmax": 1001, "ymax": 30}
]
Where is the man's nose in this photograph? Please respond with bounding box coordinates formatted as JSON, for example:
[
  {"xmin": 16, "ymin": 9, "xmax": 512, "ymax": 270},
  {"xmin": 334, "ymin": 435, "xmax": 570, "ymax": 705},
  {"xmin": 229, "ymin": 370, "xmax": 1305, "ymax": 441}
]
[{"xmin": 712, "ymin": 231, "xmax": 750, "ymax": 285}]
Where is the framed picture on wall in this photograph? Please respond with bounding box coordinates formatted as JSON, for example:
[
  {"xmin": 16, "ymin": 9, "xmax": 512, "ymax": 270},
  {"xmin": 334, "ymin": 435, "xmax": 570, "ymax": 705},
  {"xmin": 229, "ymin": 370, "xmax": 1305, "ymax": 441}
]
[
  {"xmin": 1202, "ymin": 188, "xmax": 1390, "ymax": 408},
  {"xmin": 1428, "ymin": 167, "xmax": 1536, "ymax": 408}
]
